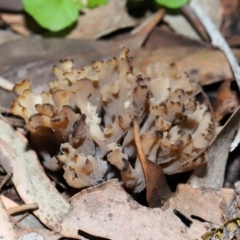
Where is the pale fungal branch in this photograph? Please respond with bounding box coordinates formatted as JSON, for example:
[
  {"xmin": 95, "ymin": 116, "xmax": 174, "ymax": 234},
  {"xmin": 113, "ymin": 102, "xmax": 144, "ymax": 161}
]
[
  {"xmin": 0, "ymin": 76, "xmax": 14, "ymax": 91},
  {"xmin": 10, "ymin": 48, "xmax": 214, "ymax": 192},
  {"xmin": 189, "ymin": 0, "xmax": 240, "ymax": 152}
]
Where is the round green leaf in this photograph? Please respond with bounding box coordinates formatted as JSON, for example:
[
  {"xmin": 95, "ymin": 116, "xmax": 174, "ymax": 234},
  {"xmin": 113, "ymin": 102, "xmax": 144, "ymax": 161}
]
[
  {"xmin": 87, "ymin": 0, "xmax": 108, "ymax": 8},
  {"xmin": 155, "ymin": 0, "xmax": 189, "ymax": 9},
  {"xmin": 22, "ymin": 0, "xmax": 79, "ymax": 32}
]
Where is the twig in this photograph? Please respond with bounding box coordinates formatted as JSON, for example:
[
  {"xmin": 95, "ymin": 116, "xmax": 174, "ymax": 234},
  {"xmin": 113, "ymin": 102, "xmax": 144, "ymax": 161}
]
[
  {"xmin": 189, "ymin": 0, "xmax": 240, "ymax": 152},
  {"xmin": 0, "ymin": 172, "xmax": 12, "ymax": 191},
  {"xmin": 0, "ymin": 76, "xmax": 14, "ymax": 91},
  {"xmin": 7, "ymin": 203, "xmax": 38, "ymax": 215},
  {"xmin": 133, "ymin": 119, "xmax": 148, "ymax": 176}
]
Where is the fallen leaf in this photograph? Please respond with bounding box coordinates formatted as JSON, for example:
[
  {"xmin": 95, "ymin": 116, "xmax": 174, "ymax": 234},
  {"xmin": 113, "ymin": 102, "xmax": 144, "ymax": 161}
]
[
  {"xmin": 189, "ymin": 106, "xmax": 240, "ymax": 188},
  {"xmin": 0, "ymin": 196, "xmax": 17, "ymax": 240},
  {"xmin": 60, "ymin": 179, "xmax": 207, "ymax": 239},
  {"xmin": 163, "ymin": 0, "xmax": 221, "ymax": 41},
  {"xmin": 67, "ymin": 0, "xmax": 136, "ymax": 40},
  {"xmin": 134, "ymin": 46, "xmax": 240, "ymax": 86},
  {"xmin": 0, "ymin": 13, "xmax": 41, "ymax": 36},
  {"xmin": 0, "ymin": 119, "xmax": 70, "ymax": 231},
  {"xmin": 214, "ymin": 79, "xmax": 239, "ymax": 121},
  {"xmin": 1, "ymin": 195, "xmax": 45, "ymax": 229},
  {"xmin": 170, "ymin": 184, "xmax": 234, "ymax": 225}
]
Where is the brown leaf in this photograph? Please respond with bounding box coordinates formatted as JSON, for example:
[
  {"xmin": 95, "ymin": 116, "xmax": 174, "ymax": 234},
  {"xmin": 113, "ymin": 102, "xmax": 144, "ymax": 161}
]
[
  {"xmin": 134, "ymin": 47, "xmax": 240, "ymax": 86},
  {"xmin": 214, "ymin": 79, "xmax": 239, "ymax": 121},
  {"xmin": 170, "ymin": 184, "xmax": 235, "ymax": 226},
  {"xmin": 0, "ymin": 119, "xmax": 70, "ymax": 231},
  {"xmin": 0, "ymin": 196, "xmax": 17, "ymax": 239},
  {"xmin": 60, "ymin": 179, "xmax": 207, "ymax": 239},
  {"xmin": 133, "ymin": 119, "xmax": 172, "ymax": 208},
  {"xmin": 189, "ymin": 106, "xmax": 240, "ymax": 188},
  {"xmin": 1, "ymin": 13, "xmax": 40, "ymax": 36},
  {"xmin": 67, "ymin": 0, "xmax": 136, "ymax": 40}
]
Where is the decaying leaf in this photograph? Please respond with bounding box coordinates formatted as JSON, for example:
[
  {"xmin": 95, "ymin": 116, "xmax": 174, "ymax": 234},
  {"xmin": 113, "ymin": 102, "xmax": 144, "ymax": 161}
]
[
  {"xmin": 0, "ymin": 196, "xmax": 17, "ymax": 240},
  {"xmin": 170, "ymin": 184, "xmax": 235, "ymax": 226},
  {"xmin": 67, "ymin": 0, "xmax": 136, "ymax": 40},
  {"xmin": 134, "ymin": 47, "xmax": 240, "ymax": 86},
  {"xmin": 163, "ymin": 0, "xmax": 221, "ymax": 41},
  {"xmin": 0, "ymin": 119, "xmax": 70, "ymax": 231},
  {"xmin": 1, "ymin": 195, "xmax": 46, "ymax": 229},
  {"xmin": 189, "ymin": 106, "xmax": 240, "ymax": 189},
  {"xmin": 214, "ymin": 79, "xmax": 239, "ymax": 122},
  {"xmin": 0, "ymin": 13, "xmax": 41, "ymax": 36},
  {"xmin": 60, "ymin": 179, "xmax": 239, "ymax": 239}
]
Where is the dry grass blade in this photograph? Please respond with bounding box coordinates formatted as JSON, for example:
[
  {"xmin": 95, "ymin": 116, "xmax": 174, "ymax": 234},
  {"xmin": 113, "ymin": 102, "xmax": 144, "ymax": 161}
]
[{"xmin": 133, "ymin": 119, "xmax": 172, "ymax": 208}]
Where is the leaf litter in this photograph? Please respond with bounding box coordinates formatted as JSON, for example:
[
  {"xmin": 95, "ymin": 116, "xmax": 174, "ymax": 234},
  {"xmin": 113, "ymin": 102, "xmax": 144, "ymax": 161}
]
[{"xmin": 0, "ymin": 1, "xmax": 240, "ymax": 239}]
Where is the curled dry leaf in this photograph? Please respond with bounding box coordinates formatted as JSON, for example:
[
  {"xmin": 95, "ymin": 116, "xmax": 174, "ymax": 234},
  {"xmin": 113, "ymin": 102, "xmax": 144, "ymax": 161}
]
[
  {"xmin": 11, "ymin": 48, "xmax": 214, "ymax": 196},
  {"xmin": 189, "ymin": 106, "xmax": 240, "ymax": 189},
  {"xmin": 67, "ymin": 0, "xmax": 136, "ymax": 40},
  {"xmin": 0, "ymin": 119, "xmax": 70, "ymax": 231},
  {"xmin": 60, "ymin": 179, "xmax": 236, "ymax": 239},
  {"xmin": 214, "ymin": 79, "xmax": 239, "ymax": 122}
]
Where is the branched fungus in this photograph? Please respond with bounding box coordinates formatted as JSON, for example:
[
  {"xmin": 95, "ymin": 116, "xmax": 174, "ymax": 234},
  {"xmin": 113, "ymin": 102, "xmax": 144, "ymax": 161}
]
[{"xmin": 11, "ymin": 48, "xmax": 214, "ymax": 192}]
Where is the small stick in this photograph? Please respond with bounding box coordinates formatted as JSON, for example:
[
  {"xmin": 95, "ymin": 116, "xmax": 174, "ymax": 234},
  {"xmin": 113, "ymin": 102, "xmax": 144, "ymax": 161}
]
[
  {"xmin": 133, "ymin": 119, "xmax": 149, "ymax": 178},
  {"xmin": 0, "ymin": 173, "xmax": 12, "ymax": 191},
  {"xmin": 7, "ymin": 203, "xmax": 38, "ymax": 215}
]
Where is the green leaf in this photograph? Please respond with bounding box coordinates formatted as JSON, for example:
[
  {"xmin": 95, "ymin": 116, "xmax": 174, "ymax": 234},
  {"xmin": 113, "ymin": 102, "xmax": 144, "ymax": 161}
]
[
  {"xmin": 155, "ymin": 0, "xmax": 189, "ymax": 9},
  {"xmin": 22, "ymin": 0, "xmax": 79, "ymax": 32},
  {"xmin": 73, "ymin": 0, "xmax": 86, "ymax": 9},
  {"xmin": 87, "ymin": 0, "xmax": 108, "ymax": 8}
]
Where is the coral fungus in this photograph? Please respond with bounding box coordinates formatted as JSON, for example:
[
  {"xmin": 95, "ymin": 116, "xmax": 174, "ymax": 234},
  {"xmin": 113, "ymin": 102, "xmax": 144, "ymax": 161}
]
[{"xmin": 11, "ymin": 48, "xmax": 214, "ymax": 191}]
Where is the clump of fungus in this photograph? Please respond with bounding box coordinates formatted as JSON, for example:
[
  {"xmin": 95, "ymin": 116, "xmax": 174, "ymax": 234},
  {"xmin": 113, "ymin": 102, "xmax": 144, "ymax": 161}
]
[{"xmin": 11, "ymin": 48, "xmax": 214, "ymax": 192}]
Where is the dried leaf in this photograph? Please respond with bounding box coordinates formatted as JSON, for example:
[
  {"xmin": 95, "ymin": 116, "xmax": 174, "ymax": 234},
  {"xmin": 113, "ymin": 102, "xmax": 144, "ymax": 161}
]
[
  {"xmin": 0, "ymin": 119, "xmax": 70, "ymax": 231},
  {"xmin": 61, "ymin": 179, "xmax": 207, "ymax": 239},
  {"xmin": 0, "ymin": 196, "xmax": 17, "ymax": 240},
  {"xmin": 1, "ymin": 13, "xmax": 40, "ymax": 36},
  {"xmin": 1, "ymin": 195, "xmax": 45, "ymax": 229},
  {"xmin": 214, "ymin": 79, "xmax": 239, "ymax": 121},
  {"xmin": 134, "ymin": 47, "xmax": 240, "ymax": 86},
  {"xmin": 189, "ymin": 106, "xmax": 240, "ymax": 188},
  {"xmin": 67, "ymin": 0, "xmax": 136, "ymax": 40},
  {"xmin": 164, "ymin": 0, "xmax": 221, "ymax": 41},
  {"xmin": 170, "ymin": 185, "xmax": 235, "ymax": 226},
  {"xmin": 133, "ymin": 119, "xmax": 171, "ymax": 208}
]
